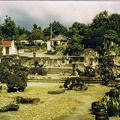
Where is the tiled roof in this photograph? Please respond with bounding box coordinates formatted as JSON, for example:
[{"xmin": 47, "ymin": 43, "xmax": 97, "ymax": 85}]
[
  {"xmin": 50, "ymin": 35, "xmax": 67, "ymax": 41},
  {"xmin": 0, "ymin": 41, "xmax": 12, "ymax": 47}
]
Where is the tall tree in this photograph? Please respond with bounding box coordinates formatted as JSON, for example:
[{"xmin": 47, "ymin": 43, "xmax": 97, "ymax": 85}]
[
  {"xmin": 43, "ymin": 21, "xmax": 68, "ymax": 40},
  {"xmin": 82, "ymin": 11, "xmax": 110, "ymax": 55},
  {"xmin": 67, "ymin": 22, "xmax": 88, "ymax": 38},
  {"xmin": 1, "ymin": 15, "xmax": 18, "ymax": 40},
  {"xmin": 28, "ymin": 24, "xmax": 44, "ymax": 45},
  {"xmin": 108, "ymin": 13, "xmax": 120, "ymax": 37},
  {"xmin": 66, "ymin": 34, "xmax": 84, "ymax": 55},
  {"xmin": 66, "ymin": 22, "xmax": 88, "ymax": 55},
  {"xmin": 43, "ymin": 27, "xmax": 50, "ymax": 40},
  {"xmin": 51, "ymin": 21, "xmax": 68, "ymax": 36},
  {"xmin": 18, "ymin": 33, "xmax": 28, "ymax": 41}
]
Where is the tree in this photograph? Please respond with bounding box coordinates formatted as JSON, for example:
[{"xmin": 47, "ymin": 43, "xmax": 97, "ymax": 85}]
[
  {"xmin": 28, "ymin": 24, "xmax": 44, "ymax": 45},
  {"xmin": 104, "ymin": 30, "xmax": 118, "ymax": 43},
  {"xmin": 17, "ymin": 26, "xmax": 30, "ymax": 36},
  {"xmin": 18, "ymin": 33, "xmax": 28, "ymax": 41},
  {"xmin": 0, "ymin": 46, "xmax": 3, "ymax": 58},
  {"xmin": 43, "ymin": 21, "xmax": 68, "ymax": 40},
  {"xmin": 66, "ymin": 22, "xmax": 88, "ymax": 55},
  {"xmin": 102, "ymin": 30, "xmax": 119, "ymax": 55},
  {"xmin": 82, "ymin": 11, "xmax": 110, "ymax": 55},
  {"xmin": 67, "ymin": 22, "xmax": 88, "ymax": 38},
  {"xmin": 50, "ymin": 21, "xmax": 68, "ymax": 37},
  {"xmin": 56, "ymin": 45, "xmax": 66, "ymax": 54},
  {"xmin": 1, "ymin": 15, "xmax": 18, "ymax": 40},
  {"xmin": 90, "ymin": 11, "xmax": 120, "ymax": 55},
  {"xmin": 43, "ymin": 27, "xmax": 50, "ymax": 40},
  {"xmin": 108, "ymin": 13, "xmax": 120, "ymax": 36},
  {"xmin": 66, "ymin": 34, "xmax": 84, "ymax": 55}
]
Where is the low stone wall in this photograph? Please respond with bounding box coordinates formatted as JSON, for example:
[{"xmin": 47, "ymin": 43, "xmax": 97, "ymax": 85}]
[
  {"xmin": 42, "ymin": 67, "xmax": 72, "ymax": 74},
  {"xmin": 19, "ymin": 56, "xmax": 68, "ymax": 67}
]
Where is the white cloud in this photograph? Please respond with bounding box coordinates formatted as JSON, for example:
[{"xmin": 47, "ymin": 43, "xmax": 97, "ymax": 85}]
[{"xmin": 0, "ymin": 1, "xmax": 120, "ymax": 29}]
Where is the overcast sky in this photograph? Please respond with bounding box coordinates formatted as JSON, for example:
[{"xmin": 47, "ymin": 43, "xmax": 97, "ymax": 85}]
[{"xmin": 0, "ymin": 1, "xmax": 120, "ymax": 30}]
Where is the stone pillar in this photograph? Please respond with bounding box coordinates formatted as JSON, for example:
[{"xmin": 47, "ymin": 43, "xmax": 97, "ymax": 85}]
[
  {"xmin": 33, "ymin": 52, "xmax": 36, "ymax": 58},
  {"xmin": 72, "ymin": 63, "xmax": 76, "ymax": 75}
]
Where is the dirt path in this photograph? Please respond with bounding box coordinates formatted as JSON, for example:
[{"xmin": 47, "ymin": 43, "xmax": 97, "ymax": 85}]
[
  {"xmin": 53, "ymin": 92, "xmax": 96, "ymax": 120},
  {"xmin": 53, "ymin": 84, "xmax": 111, "ymax": 120},
  {"xmin": 0, "ymin": 82, "xmax": 118, "ymax": 120}
]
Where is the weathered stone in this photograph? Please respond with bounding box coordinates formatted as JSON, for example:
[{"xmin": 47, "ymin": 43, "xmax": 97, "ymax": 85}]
[
  {"xmin": 16, "ymin": 96, "xmax": 40, "ymax": 104},
  {"xmin": 48, "ymin": 89, "xmax": 65, "ymax": 94},
  {"xmin": 0, "ymin": 104, "xmax": 19, "ymax": 112}
]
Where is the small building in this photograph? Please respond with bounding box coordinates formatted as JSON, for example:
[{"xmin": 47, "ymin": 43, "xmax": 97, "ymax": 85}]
[
  {"xmin": 33, "ymin": 40, "xmax": 45, "ymax": 45},
  {"xmin": 0, "ymin": 40, "xmax": 17, "ymax": 55},
  {"xmin": 47, "ymin": 35, "xmax": 68, "ymax": 52},
  {"xmin": 20, "ymin": 40, "xmax": 29, "ymax": 45}
]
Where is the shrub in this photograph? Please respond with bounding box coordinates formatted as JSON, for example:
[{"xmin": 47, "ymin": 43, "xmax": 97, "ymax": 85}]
[{"xmin": 29, "ymin": 67, "xmax": 47, "ymax": 76}]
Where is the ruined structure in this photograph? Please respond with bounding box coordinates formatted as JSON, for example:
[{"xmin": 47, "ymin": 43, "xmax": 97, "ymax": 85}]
[
  {"xmin": 0, "ymin": 47, "xmax": 120, "ymax": 90},
  {"xmin": 64, "ymin": 77, "xmax": 88, "ymax": 91}
]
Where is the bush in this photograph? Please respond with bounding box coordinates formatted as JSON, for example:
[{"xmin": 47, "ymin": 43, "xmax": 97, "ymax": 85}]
[{"xmin": 29, "ymin": 67, "xmax": 47, "ymax": 76}]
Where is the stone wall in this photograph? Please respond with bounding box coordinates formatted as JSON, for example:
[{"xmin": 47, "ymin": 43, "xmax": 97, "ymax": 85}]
[
  {"xmin": 42, "ymin": 67, "xmax": 72, "ymax": 74},
  {"xmin": 19, "ymin": 56, "xmax": 70, "ymax": 68}
]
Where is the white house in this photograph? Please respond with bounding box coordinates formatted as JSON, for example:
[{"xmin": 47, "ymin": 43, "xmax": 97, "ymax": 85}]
[
  {"xmin": 47, "ymin": 35, "xmax": 68, "ymax": 52},
  {"xmin": 33, "ymin": 40, "xmax": 45, "ymax": 45},
  {"xmin": 0, "ymin": 40, "xmax": 17, "ymax": 55},
  {"xmin": 20, "ymin": 40, "xmax": 29, "ymax": 45}
]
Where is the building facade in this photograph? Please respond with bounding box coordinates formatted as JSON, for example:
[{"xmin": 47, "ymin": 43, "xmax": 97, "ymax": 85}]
[
  {"xmin": 47, "ymin": 35, "xmax": 68, "ymax": 52},
  {"xmin": 0, "ymin": 40, "xmax": 17, "ymax": 55}
]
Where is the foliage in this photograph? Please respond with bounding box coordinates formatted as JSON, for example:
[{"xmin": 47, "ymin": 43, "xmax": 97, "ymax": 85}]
[
  {"xmin": 18, "ymin": 33, "xmax": 28, "ymax": 41},
  {"xmin": 1, "ymin": 11, "xmax": 120, "ymax": 55},
  {"xmin": 67, "ymin": 22, "xmax": 88, "ymax": 38},
  {"xmin": 29, "ymin": 67, "xmax": 47, "ymax": 75},
  {"xmin": 43, "ymin": 27, "xmax": 50, "ymax": 40},
  {"xmin": 66, "ymin": 34, "xmax": 84, "ymax": 55},
  {"xmin": 110, "ymin": 45, "xmax": 120, "ymax": 54},
  {"xmin": 51, "ymin": 21, "xmax": 68, "ymax": 36},
  {"xmin": 56, "ymin": 45, "xmax": 66, "ymax": 53},
  {"xmin": 84, "ymin": 11, "xmax": 109, "ymax": 55},
  {"xmin": 15, "ymin": 41, "xmax": 24, "ymax": 50},
  {"xmin": 82, "ymin": 10, "xmax": 120, "ymax": 55},
  {"xmin": 40, "ymin": 43, "xmax": 47, "ymax": 51},
  {"xmin": 28, "ymin": 24, "xmax": 44, "ymax": 45},
  {"xmin": 43, "ymin": 21, "xmax": 68, "ymax": 39},
  {"xmin": 1, "ymin": 15, "xmax": 18, "ymax": 40},
  {"xmin": 65, "ymin": 22, "xmax": 88, "ymax": 55},
  {"xmin": 0, "ymin": 46, "xmax": 3, "ymax": 57}
]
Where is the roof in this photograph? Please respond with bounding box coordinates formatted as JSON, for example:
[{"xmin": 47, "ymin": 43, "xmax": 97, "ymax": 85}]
[
  {"xmin": 33, "ymin": 40, "xmax": 45, "ymax": 43},
  {"xmin": 50, "ymin": 35, "xmax": 67, "ymax": 41},
  {"xmin": 0, "ymin": 41, "xmax": 12, "ymax": 47}
]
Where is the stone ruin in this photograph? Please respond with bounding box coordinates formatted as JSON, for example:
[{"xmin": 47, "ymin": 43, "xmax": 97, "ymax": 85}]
[
  {"xmin": 63, "ymin": 48, "xmax": 120, "ymax": 90},
  {"xmin": 0, "ymin": 48, "xmax": 120, "ymax": 92}
]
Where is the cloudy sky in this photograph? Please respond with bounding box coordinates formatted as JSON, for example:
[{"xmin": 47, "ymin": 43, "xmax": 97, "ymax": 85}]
[{"xmin": 0, "ymin": 1, "xmax": 120, "ymax": 30}]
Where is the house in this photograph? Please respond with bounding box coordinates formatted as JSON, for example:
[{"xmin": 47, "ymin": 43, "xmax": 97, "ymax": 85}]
[
  {"xmin": 0, "ymin": 40, "xmax": 17, "ymax": 55},
  {"xmin": 47, "ymin": 35, "xmax": 68, "ymax": 52},
  {"xmin": 20, "ymin": 40, "xmax": 29, "ymax": 45},
  {"xmin": 33, "ymin": 40, "xmax": 45, "ymax": 45}
]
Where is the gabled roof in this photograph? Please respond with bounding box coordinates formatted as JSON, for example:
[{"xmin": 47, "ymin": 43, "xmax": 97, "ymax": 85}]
[
  {"xmin": 0, "ymin": 41, "xmax": 12, "ymax": 47},
  {"xmin": 50, "ymin": 35, "xmax": 67, "ymax": 41}
]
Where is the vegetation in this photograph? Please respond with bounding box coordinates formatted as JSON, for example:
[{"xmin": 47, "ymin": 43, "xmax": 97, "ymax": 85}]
[
  {"xmin": 0, "ymin": 47, "xmax": 3, "ymax": 57},
  {"xmin": 0, "ymin": 10, "xmax": 120, "ymax": 55}
]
